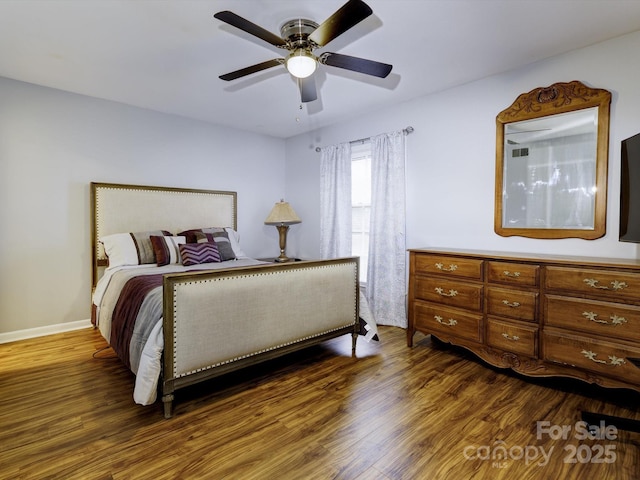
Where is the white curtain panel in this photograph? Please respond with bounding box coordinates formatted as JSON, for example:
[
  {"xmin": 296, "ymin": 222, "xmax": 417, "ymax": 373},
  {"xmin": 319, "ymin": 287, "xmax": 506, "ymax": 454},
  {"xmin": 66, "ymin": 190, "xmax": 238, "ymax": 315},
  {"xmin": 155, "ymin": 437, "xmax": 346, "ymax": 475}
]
[
  {"xmin": 320, "ymin": 142, "xmax": 352, "ymax": 259},
  {"xmin": 367, "ymin": 131, "xmax": 407, "ymax": 327}
]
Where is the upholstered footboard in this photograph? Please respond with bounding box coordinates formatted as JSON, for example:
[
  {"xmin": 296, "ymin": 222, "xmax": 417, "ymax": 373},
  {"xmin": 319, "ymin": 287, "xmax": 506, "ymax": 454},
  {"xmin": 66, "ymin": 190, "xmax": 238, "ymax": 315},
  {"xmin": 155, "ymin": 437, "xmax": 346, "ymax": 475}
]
[{"xmin": 161, "ymin": 257, "xmax": 359, "ymax": 418}]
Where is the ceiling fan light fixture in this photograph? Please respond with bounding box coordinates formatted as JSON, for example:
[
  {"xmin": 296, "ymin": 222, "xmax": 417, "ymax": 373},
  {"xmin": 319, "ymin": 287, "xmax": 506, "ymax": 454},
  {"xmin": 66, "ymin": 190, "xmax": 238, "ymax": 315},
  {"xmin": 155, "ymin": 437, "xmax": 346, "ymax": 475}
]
[{"xmin": 286, "ymin": 49, "xmax": 317, "ymax": 79}]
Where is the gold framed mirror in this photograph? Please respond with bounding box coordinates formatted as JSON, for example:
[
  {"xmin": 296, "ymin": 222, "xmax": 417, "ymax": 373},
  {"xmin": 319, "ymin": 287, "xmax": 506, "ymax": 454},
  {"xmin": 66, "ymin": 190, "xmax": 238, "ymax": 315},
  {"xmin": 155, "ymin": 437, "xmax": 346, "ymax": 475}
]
[{"xmin": 495, "ymin": 81, "xmax": 611, "ymax": 239}]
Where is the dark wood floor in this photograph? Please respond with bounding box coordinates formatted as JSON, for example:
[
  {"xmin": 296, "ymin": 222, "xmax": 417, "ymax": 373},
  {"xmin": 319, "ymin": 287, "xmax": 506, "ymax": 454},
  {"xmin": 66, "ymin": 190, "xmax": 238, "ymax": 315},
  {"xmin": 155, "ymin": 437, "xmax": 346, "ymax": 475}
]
[{"xmin": 1, "ymin": 326, "xmax": 638, "ymax": 479}]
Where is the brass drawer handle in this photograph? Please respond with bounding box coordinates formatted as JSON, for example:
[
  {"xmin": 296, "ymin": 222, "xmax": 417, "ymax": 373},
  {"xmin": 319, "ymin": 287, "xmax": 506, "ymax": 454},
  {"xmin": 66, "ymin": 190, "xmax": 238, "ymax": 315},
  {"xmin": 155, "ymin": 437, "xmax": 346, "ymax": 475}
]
[
  {"xmin": 583, "ymin": 278, "xmax": 628, "ymax": 291},
  {"xmin": 502, "ymin": 299, "xmax": 521, "ymax": 308},
  {"xmin": 502, "ymin": 270, "xmax": 521, "ymax": 277},
  {"xmin": 501, "ymin": 333, "xmax": 520, "ymax": 341},
  {"xmin": 435, "ymin": 315, "xmax": 457, "ymax": 326},
  {"xmin": 581, "ymin": 350, "xmax": 626, "ymax": 366},
  {"xmin": 582, "ymin": 311, "xmax": 628, "ymax": 326},
  {"xmin": 435, "ymin": 262, "xmax": 458, "ymax": 272},
  {"xmin": 435, "ymin": 287, "xmax": 458, "ymax": 297}
]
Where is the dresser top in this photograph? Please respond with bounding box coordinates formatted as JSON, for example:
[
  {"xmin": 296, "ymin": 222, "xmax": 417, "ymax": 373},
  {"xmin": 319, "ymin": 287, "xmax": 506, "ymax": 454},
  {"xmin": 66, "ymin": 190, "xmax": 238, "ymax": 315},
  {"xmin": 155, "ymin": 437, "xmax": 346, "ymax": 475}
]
[{"xmin": 408, "ymin": 247, "xmax": 640, "ymax": 270}]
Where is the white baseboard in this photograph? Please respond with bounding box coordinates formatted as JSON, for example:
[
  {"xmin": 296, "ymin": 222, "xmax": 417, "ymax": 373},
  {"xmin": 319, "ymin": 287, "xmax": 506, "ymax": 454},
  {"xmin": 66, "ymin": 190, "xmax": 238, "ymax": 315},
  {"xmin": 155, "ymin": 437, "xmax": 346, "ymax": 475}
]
[{"xmin": 0, "ymin": 319, "xmax": 93, "ymax": 344}]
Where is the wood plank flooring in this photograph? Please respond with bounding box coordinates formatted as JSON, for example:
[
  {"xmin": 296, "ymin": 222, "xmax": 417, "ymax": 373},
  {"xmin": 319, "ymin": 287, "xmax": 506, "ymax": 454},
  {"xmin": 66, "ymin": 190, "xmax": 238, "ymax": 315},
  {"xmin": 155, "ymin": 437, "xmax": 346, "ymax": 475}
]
[{"xmin": 1, "ymin": 326, "xmax": 638, "ymax": 479}]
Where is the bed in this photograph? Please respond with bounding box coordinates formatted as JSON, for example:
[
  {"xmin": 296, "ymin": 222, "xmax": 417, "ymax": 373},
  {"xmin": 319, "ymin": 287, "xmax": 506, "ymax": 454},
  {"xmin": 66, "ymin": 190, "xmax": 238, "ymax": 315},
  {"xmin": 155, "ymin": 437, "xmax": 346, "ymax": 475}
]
[{"xmin": 90, "ymin": 182, "xmax": 361, "ymax": 418}]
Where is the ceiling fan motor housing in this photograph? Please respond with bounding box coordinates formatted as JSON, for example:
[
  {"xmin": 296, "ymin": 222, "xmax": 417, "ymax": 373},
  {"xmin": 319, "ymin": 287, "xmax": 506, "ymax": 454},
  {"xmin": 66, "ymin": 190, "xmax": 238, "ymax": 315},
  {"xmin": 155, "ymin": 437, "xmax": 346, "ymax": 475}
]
[{"xmin": 280, "ymin": 19, "xmax": 319, "ymax": 49}]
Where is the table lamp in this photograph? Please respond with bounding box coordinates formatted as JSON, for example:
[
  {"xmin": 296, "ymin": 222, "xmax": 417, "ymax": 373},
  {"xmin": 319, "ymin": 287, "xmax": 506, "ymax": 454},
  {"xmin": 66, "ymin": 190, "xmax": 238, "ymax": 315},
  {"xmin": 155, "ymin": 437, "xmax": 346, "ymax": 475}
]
[{"xmin": 264, "ymin": 200, "xmax": 301, "ymax": 262}]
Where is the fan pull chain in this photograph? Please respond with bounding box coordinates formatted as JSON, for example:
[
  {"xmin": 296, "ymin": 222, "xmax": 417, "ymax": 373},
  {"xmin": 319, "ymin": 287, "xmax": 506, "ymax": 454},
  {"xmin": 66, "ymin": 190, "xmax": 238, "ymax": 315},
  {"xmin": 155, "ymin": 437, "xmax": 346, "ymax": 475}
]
[{"xmin": 296, "ymin": 103, "xmax": 303, "ymax": 122}]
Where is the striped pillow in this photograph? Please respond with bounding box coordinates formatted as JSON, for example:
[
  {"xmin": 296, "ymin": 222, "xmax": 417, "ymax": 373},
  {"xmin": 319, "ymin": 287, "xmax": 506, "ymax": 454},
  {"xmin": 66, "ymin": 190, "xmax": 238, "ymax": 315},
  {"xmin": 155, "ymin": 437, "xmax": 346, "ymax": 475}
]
[
  {"xmin": 101, "ymin": 230, "xmax": 171, "ymax": 267},
  {"xmin": 179, "ymin": 242, "xmax": 221, "ymax": 266},
  {"xmin": 150, "ymin": 236, "xmax": 185, "ymax": 266}
]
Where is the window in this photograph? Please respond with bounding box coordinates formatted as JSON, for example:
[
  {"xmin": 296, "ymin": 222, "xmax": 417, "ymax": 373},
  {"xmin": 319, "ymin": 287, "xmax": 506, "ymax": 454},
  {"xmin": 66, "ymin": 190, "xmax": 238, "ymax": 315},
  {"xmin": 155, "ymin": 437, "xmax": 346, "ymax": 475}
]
[{"xmin": 351, "ymin": 142, "xmax": 371, "ymax": 283}]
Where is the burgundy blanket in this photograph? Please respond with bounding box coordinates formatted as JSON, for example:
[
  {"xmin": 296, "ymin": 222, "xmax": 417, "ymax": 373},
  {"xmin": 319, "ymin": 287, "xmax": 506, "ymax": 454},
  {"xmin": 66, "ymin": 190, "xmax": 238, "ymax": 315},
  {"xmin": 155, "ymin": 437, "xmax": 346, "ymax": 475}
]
[{"xmin": 110, "ymin": 273, "xmax": 164, "ymax": 370}]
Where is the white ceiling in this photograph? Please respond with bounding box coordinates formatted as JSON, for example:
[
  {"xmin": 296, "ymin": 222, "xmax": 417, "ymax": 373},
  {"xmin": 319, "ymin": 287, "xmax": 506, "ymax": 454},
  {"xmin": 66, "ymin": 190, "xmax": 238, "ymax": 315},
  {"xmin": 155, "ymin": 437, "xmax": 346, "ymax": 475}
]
[{"xmin": 2, "ymin": 0, "xmax": 640, "ymax": 139}]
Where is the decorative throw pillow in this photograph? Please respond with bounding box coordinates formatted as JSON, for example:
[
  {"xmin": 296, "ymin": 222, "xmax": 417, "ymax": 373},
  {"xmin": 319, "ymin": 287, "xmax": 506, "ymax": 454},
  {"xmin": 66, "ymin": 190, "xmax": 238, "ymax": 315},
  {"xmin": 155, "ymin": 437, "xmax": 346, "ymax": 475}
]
[
  {"xmin": 179, "ymin": 242, "xmax": 221, "ymax": 266},
  {"xmin": 178, "ymin": 227, "xmax": 237, "ymax": 261},
  {"xmin": 150, "ymin": 236, "xmax": 186, "ymax": 266},
  {"xmin": 194, "ymin": 231, "xmax": 236, "ymax": 261},
  {"xmin": 178, "ymin": 228, "xmax": 218, "ymax": 243},
  {"xmin": 178, "ymin": 228, "xmax": 203, "ymax": 243},
  {"xmin": 101, "ymin": 230, "xmax": 171, "ymax": 267}
]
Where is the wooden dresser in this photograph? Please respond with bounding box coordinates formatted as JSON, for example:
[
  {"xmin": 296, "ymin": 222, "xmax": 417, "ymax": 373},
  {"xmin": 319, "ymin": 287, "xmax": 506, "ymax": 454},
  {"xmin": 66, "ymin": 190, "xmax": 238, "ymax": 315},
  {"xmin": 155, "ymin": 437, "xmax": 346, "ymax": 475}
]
[{"xmin": 407, "ymin": 248, "xmax": 640, "ymax": 392}]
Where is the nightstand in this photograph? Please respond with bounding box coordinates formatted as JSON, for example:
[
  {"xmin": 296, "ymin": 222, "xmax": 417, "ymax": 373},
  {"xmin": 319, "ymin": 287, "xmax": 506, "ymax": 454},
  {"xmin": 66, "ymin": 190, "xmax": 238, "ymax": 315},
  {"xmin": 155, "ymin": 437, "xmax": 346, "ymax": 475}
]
[{"xmin": 257, "ymin": 257, "xmax": 304, "ymax": 263}]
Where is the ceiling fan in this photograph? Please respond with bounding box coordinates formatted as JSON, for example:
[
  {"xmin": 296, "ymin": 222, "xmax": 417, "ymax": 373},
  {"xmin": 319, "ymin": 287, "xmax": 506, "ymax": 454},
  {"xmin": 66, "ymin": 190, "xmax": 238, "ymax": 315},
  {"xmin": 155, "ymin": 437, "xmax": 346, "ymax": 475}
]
[{"xmin": 213, "ymin": 0, "xmax": 392, "ymax": 103}]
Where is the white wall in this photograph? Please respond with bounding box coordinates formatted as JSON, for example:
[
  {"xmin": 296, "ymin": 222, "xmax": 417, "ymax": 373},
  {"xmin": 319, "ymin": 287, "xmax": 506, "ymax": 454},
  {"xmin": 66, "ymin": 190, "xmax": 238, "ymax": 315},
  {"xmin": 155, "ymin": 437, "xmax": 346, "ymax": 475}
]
[
  {"xmin": 5, "ymin": 29, "xmax": 640, "ymax": 338},
  {"xmin": 0, "ymin": 77, "xmax": 286, "ymax": 335},
  {"xmin": 285, "ymin": 30, "xmax": 640, "ymax": 261}
]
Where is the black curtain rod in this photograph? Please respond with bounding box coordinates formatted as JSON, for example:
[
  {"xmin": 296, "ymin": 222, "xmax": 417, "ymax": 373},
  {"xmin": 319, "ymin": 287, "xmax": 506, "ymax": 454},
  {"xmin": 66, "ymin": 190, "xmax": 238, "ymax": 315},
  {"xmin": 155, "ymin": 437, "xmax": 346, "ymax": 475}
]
[{"xmin": 315, "ymin": 126, "xmax": 414, "ymax": 152}]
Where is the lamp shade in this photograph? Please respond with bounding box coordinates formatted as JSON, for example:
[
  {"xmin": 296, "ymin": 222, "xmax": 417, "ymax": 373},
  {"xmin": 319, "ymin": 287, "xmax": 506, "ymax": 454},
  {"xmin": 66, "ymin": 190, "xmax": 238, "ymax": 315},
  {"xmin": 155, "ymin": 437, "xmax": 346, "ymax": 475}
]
[
  {"xmin": 264, "ymin": 201, "xmax": 301, "ymax": 225},
  {"xmin": 286, "ymin": 49, "xmax": 317, "ymax": 79}
]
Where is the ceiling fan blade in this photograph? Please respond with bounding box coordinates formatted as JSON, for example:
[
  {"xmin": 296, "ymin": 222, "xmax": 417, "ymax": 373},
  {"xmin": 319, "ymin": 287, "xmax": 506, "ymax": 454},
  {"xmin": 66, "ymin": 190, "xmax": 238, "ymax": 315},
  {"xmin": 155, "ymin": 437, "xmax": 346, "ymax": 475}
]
[
  {"xmin": 299, "ymin": 76, "xmax": 318, "ymax": 103},
  {"xmin": 214, "ymin": 11, "xmax": 287, "ymax": 47},
  {"xmin": 308, "ymin": 0, "xmax": 373, "ymax": 47},
  {"xmin": 219, "ymin": 59, "xmax": 284, "ymax": 81},
  {"xmin": 319, "ymin": 52, "xmax": 392, "ymax": 78}
]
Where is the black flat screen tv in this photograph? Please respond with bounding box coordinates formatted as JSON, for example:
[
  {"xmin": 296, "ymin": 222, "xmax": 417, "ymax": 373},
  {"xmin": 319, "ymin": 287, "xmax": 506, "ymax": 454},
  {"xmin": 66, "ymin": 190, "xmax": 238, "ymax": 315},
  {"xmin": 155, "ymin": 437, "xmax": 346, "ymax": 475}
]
[{"xmin": 619, "ymin": 132, "xmax": 640, "ymax": 242}]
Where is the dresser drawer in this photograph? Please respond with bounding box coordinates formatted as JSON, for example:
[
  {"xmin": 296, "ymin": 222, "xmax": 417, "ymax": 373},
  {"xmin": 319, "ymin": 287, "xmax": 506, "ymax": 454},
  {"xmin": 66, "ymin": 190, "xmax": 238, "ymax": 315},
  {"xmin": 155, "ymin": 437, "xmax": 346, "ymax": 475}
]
[
  {"xmin": 414, "ymin": 277, "xmax": 482, "ymax": 311},
  {"xmin": 545, "ymin": 295, "xmax": 640, "ymax": 342},
  {"xmin": 545, "ymin": 266, "xmax": 640, "ymax": 301},
  {"xmin": 487, "ymin": 261, "xmax": 539, "ymax": 287},
  {"xmin": 414, "ymin": 302, "xmax": 482, "ymax": 342},
  {"xmin": 414, "ymin": 254, "xmax": 483, "ymax": 280},
  {"xmin": 486, "ymin": 317, "xmax": 538, "ymax": 357},
  {"xmin": 543, "ymin": 330, "xmax": 640, "ymax": 384},
  {"xmin": 487, "ymin": 287, "xmax": 537, "ymax": 322}
]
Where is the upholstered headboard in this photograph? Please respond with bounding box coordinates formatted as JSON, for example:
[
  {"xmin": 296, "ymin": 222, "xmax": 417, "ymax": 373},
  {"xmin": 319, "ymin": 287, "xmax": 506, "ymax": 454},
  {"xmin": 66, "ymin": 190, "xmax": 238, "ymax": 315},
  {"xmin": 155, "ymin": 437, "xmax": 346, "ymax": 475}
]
[{"xmin": 90, "ymin": 182, "xmax": 237, "ymax": 286}]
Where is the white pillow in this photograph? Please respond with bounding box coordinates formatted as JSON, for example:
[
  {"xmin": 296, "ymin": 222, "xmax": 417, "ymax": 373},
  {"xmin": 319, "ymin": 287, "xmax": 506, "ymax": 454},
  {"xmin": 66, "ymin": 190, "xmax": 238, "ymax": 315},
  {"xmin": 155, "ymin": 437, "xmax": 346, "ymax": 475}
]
[
  {"xmin": 224, "ymin": 227, "xmax": 247, "ymax": 258},
  {"xmin": 100, "ymin": 233, "xmax": 139, "ymax": 268}
]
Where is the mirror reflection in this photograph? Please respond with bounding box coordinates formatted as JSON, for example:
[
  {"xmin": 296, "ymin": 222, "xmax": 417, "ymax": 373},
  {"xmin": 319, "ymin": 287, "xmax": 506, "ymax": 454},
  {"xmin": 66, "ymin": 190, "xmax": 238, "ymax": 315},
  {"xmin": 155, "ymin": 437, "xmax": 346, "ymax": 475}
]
[{"xmin": 502, "ymin": 107, "xmax": 598, "ymax": 230}]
